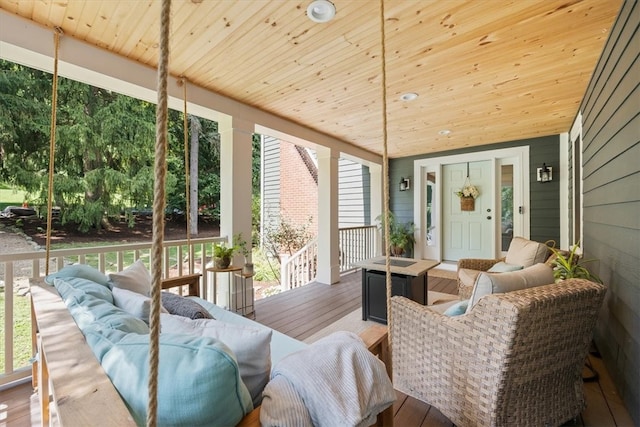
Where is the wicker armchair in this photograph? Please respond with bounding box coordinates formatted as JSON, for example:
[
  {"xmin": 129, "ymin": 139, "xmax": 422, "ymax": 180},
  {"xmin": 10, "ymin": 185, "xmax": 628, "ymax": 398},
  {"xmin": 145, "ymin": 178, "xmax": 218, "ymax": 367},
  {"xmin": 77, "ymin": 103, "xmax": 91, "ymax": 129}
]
[
  {"xmin": 391, "ymin": 279, "xmax": 606, "ymax": 427},
  {"xmin": 457, "ymin": 237, "xmax": 552, "ymax": 299}
]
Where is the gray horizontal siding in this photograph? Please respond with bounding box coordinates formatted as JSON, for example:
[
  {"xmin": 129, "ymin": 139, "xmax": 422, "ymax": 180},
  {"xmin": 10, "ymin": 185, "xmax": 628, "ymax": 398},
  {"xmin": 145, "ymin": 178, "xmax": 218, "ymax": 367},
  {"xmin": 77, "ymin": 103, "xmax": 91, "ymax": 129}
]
[
  {"xmin": 390, "ymin": 135, "xmax": 561, "ymax": 244},
  {"xmin": 577, "ymin": 0, "xmax": 640, "ymax": 423}
]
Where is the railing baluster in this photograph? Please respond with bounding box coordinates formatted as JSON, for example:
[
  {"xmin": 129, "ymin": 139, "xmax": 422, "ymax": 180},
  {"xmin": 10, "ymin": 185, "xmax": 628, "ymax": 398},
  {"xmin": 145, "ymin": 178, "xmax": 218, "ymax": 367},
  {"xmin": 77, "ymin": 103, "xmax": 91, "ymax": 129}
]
[{"xmin": 4, "ymin": 262, "xmax": 14, "ymax": 376}]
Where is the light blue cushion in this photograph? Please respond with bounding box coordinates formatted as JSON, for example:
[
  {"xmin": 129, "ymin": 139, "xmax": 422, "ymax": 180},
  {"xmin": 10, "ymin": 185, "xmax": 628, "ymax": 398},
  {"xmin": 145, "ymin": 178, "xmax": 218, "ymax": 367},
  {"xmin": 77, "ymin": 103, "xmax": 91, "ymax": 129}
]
[
  {"xmin": 83, "ymin": 324, "xmax": 130, "ymax": 361},
  {"xmin": 45, "ymin": 264, "xmax": 110, "ymax": 286},
  {"xmin": 56, "ymin": 276, "xmax": 114, "ymax": 303},
  {"xmin": 64, "ymin": 288, "xmax": 149, "ymax": 334},
  {"xmin": 95, "ymin": 331, "xmax": 253, "ymax": 426},
  {"xmin": 487, "ymin": 261, "xmax": 524, "ymax": 273},
  {"xmin": 443, "ymin": 300, "xmax": 469, "ymax": 316}
]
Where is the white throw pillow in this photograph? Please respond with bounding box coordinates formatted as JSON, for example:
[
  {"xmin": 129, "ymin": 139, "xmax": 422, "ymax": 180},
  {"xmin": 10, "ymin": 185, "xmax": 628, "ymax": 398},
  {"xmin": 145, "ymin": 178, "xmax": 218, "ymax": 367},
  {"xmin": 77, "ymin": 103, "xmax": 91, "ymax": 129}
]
[
  {"xmin": 505, "ymin": 237, "xmax": 550, "ymax": 268},
  {"xmin": 466, "ymin": 263, "xmax": 554, "ymax": 313},
  {"xmin": 112, "ymin": 287, "xmax": 167, "ymax": 322},
  {"xmin": 109, "ymin": 259, "xmax": 152, "ymax": 296},
  {"xmin": 487, "ymin": 261, "xmax": 524, "ymax": 273},
  {"xmin": 160, "ymin": 313, "xmax": 272, "ymax": 407}
]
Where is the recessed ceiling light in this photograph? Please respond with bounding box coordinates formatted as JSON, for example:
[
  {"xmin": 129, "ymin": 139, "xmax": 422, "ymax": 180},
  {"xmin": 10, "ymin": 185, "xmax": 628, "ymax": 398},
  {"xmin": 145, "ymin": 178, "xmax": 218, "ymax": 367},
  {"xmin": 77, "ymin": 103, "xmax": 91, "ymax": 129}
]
[
  {"xmin": 306, "ymin": 0, "xmax": 336, "ymax": 23},
  {"xmin": 400, "ymin": 92, "xmax": 419, "ymax": 102},
  {"xmin": 438, "ymin": 129, "xmax": 451, "ymax": 136}
]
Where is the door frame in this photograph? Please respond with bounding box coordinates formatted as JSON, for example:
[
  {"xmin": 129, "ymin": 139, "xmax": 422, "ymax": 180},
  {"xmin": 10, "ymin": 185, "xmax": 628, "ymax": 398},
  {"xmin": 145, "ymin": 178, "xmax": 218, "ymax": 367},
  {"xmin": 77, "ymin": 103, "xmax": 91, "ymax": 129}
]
[{"xmin": 413, "ymin": 146, "xmax": 530, "ymax": 261}]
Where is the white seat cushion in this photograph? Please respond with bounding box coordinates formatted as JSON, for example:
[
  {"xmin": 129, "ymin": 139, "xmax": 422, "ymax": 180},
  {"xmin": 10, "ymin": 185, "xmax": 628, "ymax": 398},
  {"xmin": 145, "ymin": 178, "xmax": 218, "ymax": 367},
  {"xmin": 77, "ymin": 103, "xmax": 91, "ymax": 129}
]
[{"xmin": 467, "ymin": 263, "xmax": 555, "ymax": 312}]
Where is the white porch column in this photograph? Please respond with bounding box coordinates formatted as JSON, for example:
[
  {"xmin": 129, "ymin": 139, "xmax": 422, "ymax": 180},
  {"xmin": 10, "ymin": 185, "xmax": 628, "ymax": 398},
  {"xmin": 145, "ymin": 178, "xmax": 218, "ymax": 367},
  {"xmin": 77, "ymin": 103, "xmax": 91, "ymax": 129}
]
[
  {"xmin": 369, "ymin": 163, "xmax": 383, "ymax": 256},
  {"xmin": 218, "ymin": 114, "xmax": 253, "ymax": 266},
  {"xmin": 316, "ymin": 146, "xmax": 340, "ymax": 285}
]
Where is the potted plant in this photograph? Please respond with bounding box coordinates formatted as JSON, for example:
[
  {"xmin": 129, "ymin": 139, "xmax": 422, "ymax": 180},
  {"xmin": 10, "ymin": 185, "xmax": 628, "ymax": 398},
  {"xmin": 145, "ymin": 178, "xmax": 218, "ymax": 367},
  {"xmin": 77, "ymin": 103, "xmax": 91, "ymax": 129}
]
[
  {"xmin": 376, "ymin": 212, "xmax": 417, "ymax": 257},
  {"xmin": 213, "ymin": 241, "xmax": 237, "ymax": 269},
  {"xmin": 549, "ymin": 242, "xmax": 602, "ymax": 283},
  {"xmin": 233, "ymin": 233, "xmax": 254, "ymax": 275}
]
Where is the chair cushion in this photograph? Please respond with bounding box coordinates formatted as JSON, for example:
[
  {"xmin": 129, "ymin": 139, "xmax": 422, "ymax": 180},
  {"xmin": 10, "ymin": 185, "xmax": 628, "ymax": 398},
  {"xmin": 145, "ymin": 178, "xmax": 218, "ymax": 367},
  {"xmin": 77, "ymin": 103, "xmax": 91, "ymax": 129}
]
[
  {"xmin": 467, "ymin": 263, "xmax": 554, "ymax": 312},
  {"xmin": 505, "ymin": 237, "xmax": 550, "ymax": 267},
  {"xmin": 487, "ymin": 261, "xmax": 524, "ymax": 273},
  {"xmin": 458, "ymin": 268, "xmax": 482, "ymax": 289}
]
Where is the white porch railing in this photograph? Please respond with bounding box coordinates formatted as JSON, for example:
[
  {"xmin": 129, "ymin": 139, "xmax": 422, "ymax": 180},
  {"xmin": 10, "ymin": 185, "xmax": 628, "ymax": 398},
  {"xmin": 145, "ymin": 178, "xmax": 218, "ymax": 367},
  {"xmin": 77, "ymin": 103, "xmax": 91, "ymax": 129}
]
[
  {"xmin": 279, "ymin": 225, "xmax": 379, "ymax": 290},
  {"xmin": 280, "ymin": 239, "xmax": 318, "ymax": 290},
  {"xmin": 0, "ymin": 236, "xmax": 225, "ymax": 386},
  {"xmin": 338, "ymin": 225, "xmax": 379, "ymax": 272}
]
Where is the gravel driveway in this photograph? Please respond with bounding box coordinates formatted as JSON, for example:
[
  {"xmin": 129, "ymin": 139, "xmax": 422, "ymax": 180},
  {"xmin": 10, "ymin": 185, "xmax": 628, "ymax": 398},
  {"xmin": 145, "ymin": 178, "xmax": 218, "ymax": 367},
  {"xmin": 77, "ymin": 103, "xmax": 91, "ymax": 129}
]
[{"xmin": 0, "ymin": 227, "xmax": 41, "ymax": 286}]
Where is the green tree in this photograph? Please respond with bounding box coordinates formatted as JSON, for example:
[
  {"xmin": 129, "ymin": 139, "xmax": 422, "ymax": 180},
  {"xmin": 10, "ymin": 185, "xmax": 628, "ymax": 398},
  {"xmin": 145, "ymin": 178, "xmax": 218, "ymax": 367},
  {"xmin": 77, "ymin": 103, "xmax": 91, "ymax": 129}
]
[{"xmin": 1, "ymin": 59, "xmax": 262, "ymax": 233}]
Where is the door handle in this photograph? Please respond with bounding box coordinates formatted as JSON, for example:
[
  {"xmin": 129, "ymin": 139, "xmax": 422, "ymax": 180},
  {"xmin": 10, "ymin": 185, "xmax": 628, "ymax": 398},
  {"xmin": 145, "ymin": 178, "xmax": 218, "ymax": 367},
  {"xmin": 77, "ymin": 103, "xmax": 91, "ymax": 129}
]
[{"xmin": 487, "ymin": 216, "xmax": 492, "ymax": 220}]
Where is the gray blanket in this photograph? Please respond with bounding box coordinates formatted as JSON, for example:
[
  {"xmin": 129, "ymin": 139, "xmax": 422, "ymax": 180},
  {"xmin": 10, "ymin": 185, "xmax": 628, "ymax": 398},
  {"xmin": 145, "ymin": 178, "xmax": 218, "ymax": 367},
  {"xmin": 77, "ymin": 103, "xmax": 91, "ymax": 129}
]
[{"xmin": 260, "ymin": 331, "xmax": 395, "ymax": 427}]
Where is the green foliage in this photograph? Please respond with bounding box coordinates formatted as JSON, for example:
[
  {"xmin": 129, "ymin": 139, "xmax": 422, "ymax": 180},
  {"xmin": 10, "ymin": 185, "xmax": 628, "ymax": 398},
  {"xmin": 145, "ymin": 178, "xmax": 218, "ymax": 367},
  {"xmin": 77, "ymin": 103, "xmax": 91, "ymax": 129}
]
[
  {"xmin": 252, "ymin": 248, "xmax": 279, "ymax": 282},
  {"xmin": 251, "ymin": 194, "xmax": 261, "ymax": 244},
  {"xmin": 1, "ymin": 59, "xmax": 265, "ymax": 232},
  {"xmin": 233, "ymin": 233, "xmax": 251, "ymax": 259},
  {"xmin": 263, "ymin": 215, "xmax": 314, "ymax": 261},
  {"xmin": 376, "ymin": 212, "xmax": 416, "ymax": 256},
  {"xmin": 549, "ymin": 242, "xmax": 603, "ymax": 283},
  {"xmin": 213, "ymin": 242, "xmax": 237, "ymax": 258}
]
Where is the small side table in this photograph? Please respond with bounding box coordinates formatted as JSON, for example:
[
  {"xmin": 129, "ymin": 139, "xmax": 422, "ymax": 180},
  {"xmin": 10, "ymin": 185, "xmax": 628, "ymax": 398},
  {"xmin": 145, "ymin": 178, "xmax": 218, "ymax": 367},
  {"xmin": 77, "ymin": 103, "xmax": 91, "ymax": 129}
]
[
  {"xmin": 205, "ymin": 265, "xmax": 242, "ymax": 308},
  {"xmin": 234, "ymin": 271, "xmax": 255, "ymax": 318}
]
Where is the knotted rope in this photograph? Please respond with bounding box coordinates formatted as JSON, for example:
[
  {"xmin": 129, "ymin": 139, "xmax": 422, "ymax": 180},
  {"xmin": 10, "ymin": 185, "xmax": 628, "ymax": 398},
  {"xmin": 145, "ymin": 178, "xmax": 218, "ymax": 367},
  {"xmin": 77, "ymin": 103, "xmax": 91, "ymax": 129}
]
[
  {"xmin": 379, "ymin": 0, "xmax": 392, "ymax": 346},
  {"xmin": 44, "ymin": 28, "xmax": 62, "ymax": 276},
  {"xmin": 147, "ymin": 0, "xmax": 171, "ymax": 425}
]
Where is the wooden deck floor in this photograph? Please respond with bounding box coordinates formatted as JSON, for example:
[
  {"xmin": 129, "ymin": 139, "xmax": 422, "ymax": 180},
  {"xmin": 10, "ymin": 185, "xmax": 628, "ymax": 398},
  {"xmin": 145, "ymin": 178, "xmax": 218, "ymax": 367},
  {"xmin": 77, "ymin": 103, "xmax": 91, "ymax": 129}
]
[{"xmin": 1, "ymin": 270, "xmax": 633, "ymax": 426}]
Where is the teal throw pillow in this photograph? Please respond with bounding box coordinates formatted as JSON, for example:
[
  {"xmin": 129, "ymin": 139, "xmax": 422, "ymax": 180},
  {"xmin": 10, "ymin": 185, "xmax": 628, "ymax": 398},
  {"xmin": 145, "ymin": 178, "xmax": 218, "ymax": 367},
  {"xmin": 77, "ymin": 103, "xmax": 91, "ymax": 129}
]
[
  {"xmin": 100, "ymin": 332, "xmax": 253, "ymax": 426},
  {"xmin": 443, "ymin": 300, "xmax": 469, "ymax": 317}
]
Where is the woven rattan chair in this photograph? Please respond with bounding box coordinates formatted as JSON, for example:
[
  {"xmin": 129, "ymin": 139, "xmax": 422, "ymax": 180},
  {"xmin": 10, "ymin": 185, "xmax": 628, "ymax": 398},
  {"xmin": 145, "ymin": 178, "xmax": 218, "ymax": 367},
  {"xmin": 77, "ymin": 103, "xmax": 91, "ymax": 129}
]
[
  {"xmin": 391, "ymin": 279, "xmax": 606, "ymax": 427},
  {"xmin": 457, "ymin": 237, "xmax": 552, "ymax": 299}
]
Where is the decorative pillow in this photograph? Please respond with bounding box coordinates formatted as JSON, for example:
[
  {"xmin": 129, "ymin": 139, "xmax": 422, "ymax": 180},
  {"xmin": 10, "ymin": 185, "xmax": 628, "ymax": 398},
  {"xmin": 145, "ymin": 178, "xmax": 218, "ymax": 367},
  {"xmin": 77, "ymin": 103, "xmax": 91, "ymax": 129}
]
[
  {"xmin": 161, "ymin": 291, "xmax": 213, "ymax": 319},
  {"xmin": 85, "ymin": 327, "xmax": 253, "ymax": 426},
  {"xmin": 58, "ymin": 281, "xmax": 149, "ymax": 334},
  {"xmin": 443, "ymin": 300, "xmax": 469, "ymax": 317},
  {"xmin": 45, "ymin": 264, "xmax": 110, "ymax": 287},
  {"xmin": 487, "ymin": 261, "xmax": 524, "ymax": 273},
  {"xmin": 112, "ymin": 287, "xmax": 168, "ymax": 323},
  {"xmin": 108, "ymin": 259, "xmax": 151, "ymax": 296},
  {"xmin": 505, "ymin": 237, "xmax": 550, "ymax": 268},
  {"xmin": 160, "ymin": 313, "xmax": 272, "ymax": 407},
  {"xmin": 467, "ymin": 263, "xmax": 555, "ymax": 312}
]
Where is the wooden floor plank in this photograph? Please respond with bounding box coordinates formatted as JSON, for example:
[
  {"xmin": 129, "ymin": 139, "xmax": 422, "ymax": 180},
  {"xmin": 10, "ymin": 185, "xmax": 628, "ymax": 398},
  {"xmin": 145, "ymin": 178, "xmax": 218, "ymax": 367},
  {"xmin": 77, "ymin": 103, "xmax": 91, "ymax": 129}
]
[
  {"xmin": 2, "ymin": 269, "xmax": 633, "ymax": 427},
  {"xmin": 584, "ymin": 354, "xmax": 635, "ymax": 427}
]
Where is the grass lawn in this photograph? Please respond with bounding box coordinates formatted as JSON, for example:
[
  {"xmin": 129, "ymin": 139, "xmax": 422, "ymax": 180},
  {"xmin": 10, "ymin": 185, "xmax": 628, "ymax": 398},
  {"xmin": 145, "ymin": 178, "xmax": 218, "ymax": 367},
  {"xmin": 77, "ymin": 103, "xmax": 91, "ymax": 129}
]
[
  {"xmin": 51, "ymin": 241, "xmax": 213, "ymax": 273},
  {"xmin": 0, "ymin": 186, "xmax": 28, "ymax": 211},
  {"xmin": 0, "ymin": 289, "xmax": 32, "ymax": 372}
]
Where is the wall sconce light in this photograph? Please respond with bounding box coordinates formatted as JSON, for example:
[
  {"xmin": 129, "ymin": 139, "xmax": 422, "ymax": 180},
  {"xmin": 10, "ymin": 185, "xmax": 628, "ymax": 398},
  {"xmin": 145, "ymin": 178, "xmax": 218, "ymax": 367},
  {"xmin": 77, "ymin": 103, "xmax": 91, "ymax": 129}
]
[
  {"xmin": 399, "ymin": 177, "xmax": 410, "ymax": 191},
  {"xmin": 537, "ymin": 163, "xmax": 553, "ymax": 183}
]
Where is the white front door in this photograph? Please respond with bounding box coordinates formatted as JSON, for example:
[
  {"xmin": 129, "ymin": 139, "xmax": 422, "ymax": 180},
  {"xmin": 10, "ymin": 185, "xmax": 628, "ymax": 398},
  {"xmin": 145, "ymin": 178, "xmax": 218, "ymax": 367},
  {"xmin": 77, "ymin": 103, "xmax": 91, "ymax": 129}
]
[{"xmin": 442, "ymin": 160, "xmax": 494, "ymax": 261}]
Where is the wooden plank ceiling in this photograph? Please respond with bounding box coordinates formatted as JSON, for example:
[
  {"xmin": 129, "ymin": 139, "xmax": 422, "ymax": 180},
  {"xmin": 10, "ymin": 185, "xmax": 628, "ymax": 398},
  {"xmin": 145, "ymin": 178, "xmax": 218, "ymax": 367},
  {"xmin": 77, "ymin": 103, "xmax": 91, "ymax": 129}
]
[{"xmin": 0, "ymin": 0, "xmax": 621, "ymax": 158}]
